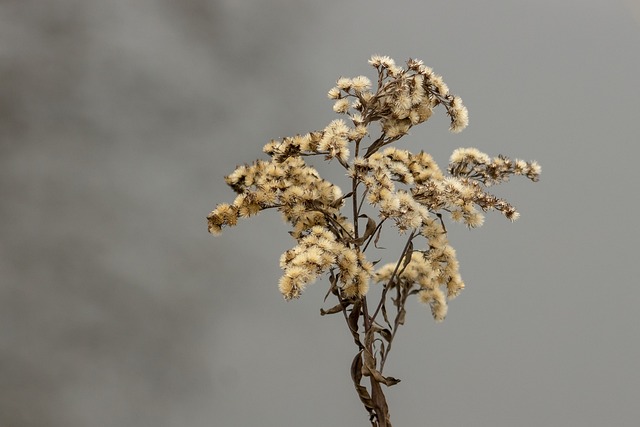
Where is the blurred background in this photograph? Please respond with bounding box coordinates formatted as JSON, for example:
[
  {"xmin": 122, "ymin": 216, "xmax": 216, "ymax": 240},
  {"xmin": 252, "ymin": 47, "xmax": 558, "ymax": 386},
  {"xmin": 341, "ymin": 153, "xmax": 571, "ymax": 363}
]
[{"xmin": 2, "ymin": 0, "xmax": 639, "ymax": 426}]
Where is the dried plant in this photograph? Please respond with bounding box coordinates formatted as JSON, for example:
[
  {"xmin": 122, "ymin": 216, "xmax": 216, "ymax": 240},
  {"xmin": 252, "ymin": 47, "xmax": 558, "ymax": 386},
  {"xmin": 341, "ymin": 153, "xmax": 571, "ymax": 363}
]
[{"xmin": 207, "ymin": 55, "xmax": 540, "ymax": 426}]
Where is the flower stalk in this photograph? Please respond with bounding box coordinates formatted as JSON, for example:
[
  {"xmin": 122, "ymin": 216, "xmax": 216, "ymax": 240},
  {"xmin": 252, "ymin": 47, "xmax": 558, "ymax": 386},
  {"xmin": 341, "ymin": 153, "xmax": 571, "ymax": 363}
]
[{"xmin": 207, "ymin": 55, "xmax": 540, "ymax": 426}]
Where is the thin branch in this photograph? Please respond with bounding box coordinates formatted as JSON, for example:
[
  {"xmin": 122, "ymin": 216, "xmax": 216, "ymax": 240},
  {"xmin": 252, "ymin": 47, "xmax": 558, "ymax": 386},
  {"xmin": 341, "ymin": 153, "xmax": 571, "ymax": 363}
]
[{"xmin": 371, "ymin": 230, "xmax": 417, "ymax": 322}]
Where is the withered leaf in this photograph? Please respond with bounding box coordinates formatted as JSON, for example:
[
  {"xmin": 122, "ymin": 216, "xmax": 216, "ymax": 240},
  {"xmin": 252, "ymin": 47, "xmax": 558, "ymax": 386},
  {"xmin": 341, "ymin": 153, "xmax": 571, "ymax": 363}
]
[
  {"xmin": 351, "ymin": 351, "xmax": 363, "ymax": 383},
  {"xmin": 374, "ymin": 225, "xmax": 385, "ymax": 249},
  {"xmin": 332, "ymin": 191, "xmax": 353, "ymax": 208},
  {"xmin": 381, "ymin": 303, "xmax": 392, "ymax": 329},
  {"xmin": 362, "ymin": 215, "xmax": 377, "ymax": 240},
  {"xmin": 320, "ymin": 303, "xmax": 344, "ymax": 316},
  {"xmin": 351, "ymin": 352, "xmax": 375, "ymax": 412},
  {"xmin": 361, "ymin": 350, "xmax": 401, "ymax": 387},
  {"xmin": 401, "ymin": 241, "xmax": 414, "ymax": 270},
  {"xmin": 397, "ymin": 307, "xmax": 406, "ymax": 325},
  {"xmin": 324, "ymin": 270, "xmax": 340, "ymax": 302},
  {"xmin": 348, "ymin": 302, "xmax": 363, "ymax": 349},
  {"xmin": 378, "ymin": 328, "xmax": 392, "ymax": 343},
  {"xmin": 355, "ymin": 214, "xmax": 377, "ymax": 245}
]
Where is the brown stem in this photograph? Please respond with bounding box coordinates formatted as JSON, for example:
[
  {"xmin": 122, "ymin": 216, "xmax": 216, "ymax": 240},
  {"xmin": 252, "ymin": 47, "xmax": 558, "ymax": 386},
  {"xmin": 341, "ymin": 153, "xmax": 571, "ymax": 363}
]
[
  {"xmin": 371, "ymin": 231, "xmax": 416, "ymax": 321},
  {"xmin": 348, "ymin": 143, "xmax": 404, "ymax": 426}
]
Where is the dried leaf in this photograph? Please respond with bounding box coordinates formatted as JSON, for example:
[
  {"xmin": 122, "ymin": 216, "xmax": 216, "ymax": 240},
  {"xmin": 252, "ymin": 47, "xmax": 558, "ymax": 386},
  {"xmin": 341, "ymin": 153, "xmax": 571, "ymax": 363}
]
[
  {"xmin": 348, "ymin": 302, "xmax": 363, "ymax": 349},
  {"xmin": 355, "ymin": 214, "xmax": 377, "ymax": 245},
  {"xmin": 397, "ymin": 307, "xmax": 406, "ymax": 326},
  {"xmin": 362, "ymin": 215, "xmax": 377, "ymax": 240},
  {"xmin": 378, "ymin": 328, "xmax": 392, "ymax": 343},
  {"xmin": 351, "ymin": 352, "xmax": 364, "ymax": 384},
  {"xmin": 362, "ymin": 347, "xmax": 377, "ymax": 375},
  {"xmin": 374, "ymin": 225, "xmax": 385, "ymax": 249},
  {"xmin": 378, "ymin": 341, "xmax": 386, "ymax": 359},
  {"xmin": 383, "ymin": 375, "xmax": 401, "ymax": 386},
  {"xmin": 324, "ymin": 270, "xmax": 340, "ymax": 302},
  {"xmin": 349, "ymin": 302, "xmax": 361, "ymax": 333},
  {"xmin": 381, "ymin": 302, "xmax": 391, "ymax": 329},
  {"xmin": 332, "ymin": 191, "xmax": 353, "ymax": 208},
  {"xmin": 351, "ymin": 352, "xmax": 375, "ymax": 413},
  {"xmin": 364, "ymin": 135, "xmax": 387, "ymax": 158},
  {"xmin": 368, "ymin": 321, "xmax": 392, "ymax": 343},
  {"xmin": 320, "ymin": 303, "xmax": 344, "ymax": 316},
  {"xmin": 401, "ymin": 241, "xmax": 414, "ymax": 270},
  {"xmin": 361, "ymin": 347, "xmax": 401, "ymax": 387}
]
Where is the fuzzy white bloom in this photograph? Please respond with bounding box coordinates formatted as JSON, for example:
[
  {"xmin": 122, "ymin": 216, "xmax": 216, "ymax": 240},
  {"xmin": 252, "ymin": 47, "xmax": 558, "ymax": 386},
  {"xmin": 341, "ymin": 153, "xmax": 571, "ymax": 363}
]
[
  {"xmin": 449, "ymin": 96, "xmax": 469, "ymax": 133},
  {"xmin": 369, "ymin": 54, "xmax": 395, "ymax": 68},
  {"xmin": 419, "ymin": 288, "xmax": 448, "ymax": 322},
  {"xmin": 333, "ymin": 98, "xmax": 350, "ymax": 113},
  {"xmin": 336, "ymin": 77, "xmax": 352, "ymax": 90},
  {"xmin": 351, "ymin": 75, "xmax": 372, "ymax": 93},
  {"xmin": 450, "ymin": 147, "xmax": 490, "ymax": 164},
  {"xmin": 327, "ymin": 86, "xmax": 341, "ymax": 99},
  {"xmin": 529, "ymin": 161, "xmax": 542, "ymax": 176},
  {"xmin": 430, "ymin": 74, "xmax": 449, "ymax": 95}
]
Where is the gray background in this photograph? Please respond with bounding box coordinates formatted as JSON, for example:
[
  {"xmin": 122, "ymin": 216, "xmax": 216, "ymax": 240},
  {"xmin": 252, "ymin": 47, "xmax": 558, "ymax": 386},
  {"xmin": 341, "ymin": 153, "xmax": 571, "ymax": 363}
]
[{"xmin": 2, "ymin": 0, "xmax": 639, "ymax": 426}]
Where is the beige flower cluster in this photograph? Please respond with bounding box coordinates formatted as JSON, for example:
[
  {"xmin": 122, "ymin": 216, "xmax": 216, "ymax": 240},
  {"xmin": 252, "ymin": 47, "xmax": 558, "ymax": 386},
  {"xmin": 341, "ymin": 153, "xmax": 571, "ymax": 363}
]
[
  {"xmin": 351, "ymin": 147, "xmax": 443, "ymax": 232},
  {"xmin": 207, "ymin": 55, "xmax": 539, "ymax": 317},
  {"xmin": 262, "ymin": 119, "xmax": 359, "ymax": 167},
  {"xmin": 412, "ymin": 147, "xmax": 541, "ymax": 225},
  {"xmin": 328, "ymin": 55, "xmax": 469, "ymax": 152},
  {"xmin": 449, "ymin": 147, "xmax": 541, "ymax": 185},
  {"xmin": 207, "ymin": 155, "xmax": 347, "ymax": 239},
  {"xmin": 278, "ymin": 226, "xmax": 373, "ymax": 300},
  {"xmin": 374, "ymin": 218, "xmax": 464, "ymax": 322}
]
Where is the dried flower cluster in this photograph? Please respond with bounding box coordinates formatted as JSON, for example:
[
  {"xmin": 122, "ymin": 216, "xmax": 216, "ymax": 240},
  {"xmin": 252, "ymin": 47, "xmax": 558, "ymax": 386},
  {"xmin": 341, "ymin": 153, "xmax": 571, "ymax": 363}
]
[
  {"xmin": 374, "ymin": 217, "xmax": 463, "ymax": 322},
  {"xmin": 206, "ymin": 55, "xmax": 540, "ymax": 427},
  {"xmin": 328, "ymin": 55, "xmax": 469, "ymax": 156},
  {"xmin": 278, "ymin": 225, "xmax": 373, "ymax": 300}
]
